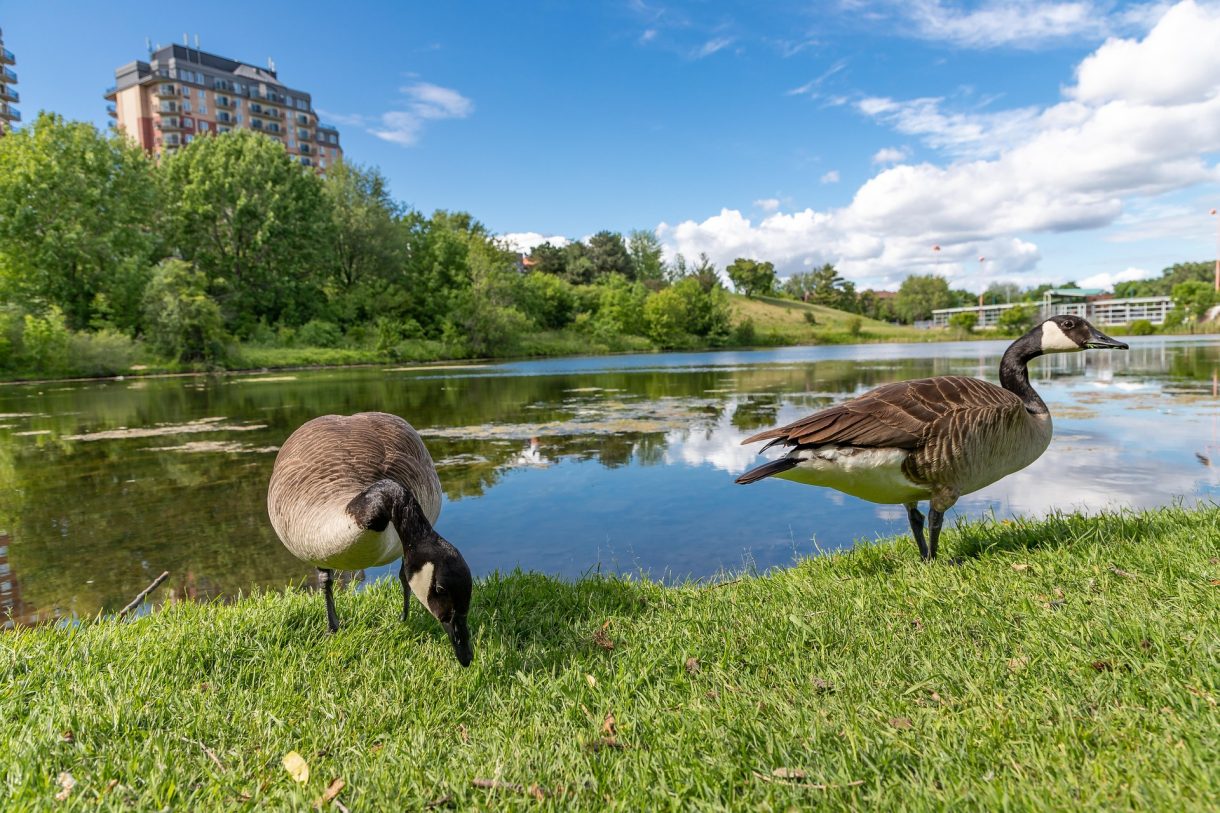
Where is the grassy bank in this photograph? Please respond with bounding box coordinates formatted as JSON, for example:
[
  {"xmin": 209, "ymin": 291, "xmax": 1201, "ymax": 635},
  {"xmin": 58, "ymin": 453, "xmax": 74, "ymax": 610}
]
[{"xmin": 3, "ymin": 506, "xmax": 1218, "ymax": 810}]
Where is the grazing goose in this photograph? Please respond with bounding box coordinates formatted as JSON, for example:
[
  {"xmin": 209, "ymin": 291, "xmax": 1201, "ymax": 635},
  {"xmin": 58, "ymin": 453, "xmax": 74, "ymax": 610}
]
[
  {"xmin": 736, "ymin": 316, "xmax": 1128, "ymax": 560},
  {"xmin": 267, "ymin": 412, "xmax": 473, "ymax": 666}
]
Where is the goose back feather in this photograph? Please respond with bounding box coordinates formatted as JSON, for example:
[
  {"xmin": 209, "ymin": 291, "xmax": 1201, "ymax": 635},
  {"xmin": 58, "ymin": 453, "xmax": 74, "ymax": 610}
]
[
  {"xmin": 267, "ymin": 412, "xmax": 442, "ymax": 570},
  {"xmin": 739, "ymin": 375, "xmax": 1052, "ymax": 505}
]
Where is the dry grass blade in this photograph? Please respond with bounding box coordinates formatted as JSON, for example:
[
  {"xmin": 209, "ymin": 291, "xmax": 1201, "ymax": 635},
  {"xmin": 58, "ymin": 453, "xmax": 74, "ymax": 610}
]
[
  {"xmin": 424, "ymin": 794, "xmax": 454, "ymax": 809},
  {"xmin": 592, "ymin": 620, "xmax": 615, "ymax": 651},
  {"xmin": 176, "ymin": 735, "xmax": 224, "ymax": 773},
  {"xmin": 313, "ymin": 778, "xmax": 345, "ymax": 809},
  {"xmin": 472, "ymin": 778, "xmax": 549, "ymax": 800},
  {"xmin": 1109, "ymin": 566, "xmax": 1139, "ymax": 580}
]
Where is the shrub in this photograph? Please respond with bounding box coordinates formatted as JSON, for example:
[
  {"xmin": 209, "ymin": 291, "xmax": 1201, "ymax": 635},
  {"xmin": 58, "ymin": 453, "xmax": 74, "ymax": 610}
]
[
  {"xmin": 1128, "ymin": 319, "xmax": 1156, "ymax": 336},
  {"xmin": 803, "ymin": 311, "xmax": 817, "ymax": 326},
  {"xmin": 296, "ymin": 319, "xmax": 343, "ymax": 348},
  {"xmin": 947, "ymin": 311, "xmax": 978, "ymax": 336},
  {"xmin": 142, "ymin": 259, "xmax": 228, "ymax": 363},
  {"xmin": 846, "ymin": 316, "xmax": 863, "ymax": 338},
  {"xmin": 516, "ymin": 272, "xmax": 576, "ymax": 329},
  {"xmin": 732, "ymin": 317, "xmax": 757, "ymax": 346},
  {"xmin": 21, "ymin": 306, "xmax": 71, "ymax": 373},
  {"xmin": 644, "ymin": 287, "xmax": 691, "ymax": 347},
  {"xmin": 997, "ymin": 304, "xmax": 1038, "ymax": 335},
  {"xmin": 66, "ymin": 329, "xmax": 140, "ymax": 377}
]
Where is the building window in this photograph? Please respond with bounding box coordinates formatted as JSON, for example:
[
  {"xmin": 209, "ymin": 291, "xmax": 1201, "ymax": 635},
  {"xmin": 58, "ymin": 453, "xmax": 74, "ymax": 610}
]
[
  {"xmin": 199, "ymin": 121, "xmax": 209, "ymax": 132},
  {"xmin": 183, "ymin": 101, "xmax": 192, "ymax": 113},
  {"xmin": 288, "ymin": 137, "xmax": 295, "ymax": 147},
  {"xmin": 197, "ymin": 88, "xmax": 205, "ymax": 99},
  {"xmin": 199, "ymin": 103, "xmax": 207, "ymax": 115},
  {"xmin": 184, "ymin": 117, "xmax": 193, "ymax": 127},
  {"xmin": 184, "ymin": 134, "xmax": 193, "ymax": 144}
]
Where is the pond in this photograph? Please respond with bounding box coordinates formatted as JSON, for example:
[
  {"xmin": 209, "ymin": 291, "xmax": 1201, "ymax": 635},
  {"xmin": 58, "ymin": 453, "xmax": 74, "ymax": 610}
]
[{"xmin": 2, "ymin": 335, "xmax": 1218, "ymax": 627}]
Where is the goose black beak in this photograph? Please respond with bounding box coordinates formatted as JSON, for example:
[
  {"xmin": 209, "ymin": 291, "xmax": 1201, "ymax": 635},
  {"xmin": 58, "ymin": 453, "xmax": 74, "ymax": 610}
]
[
  {"xmin": 1084, "ymin": 327, "xmax": 1128, "ymax": 350},
  {"xmin": 442, "ymin": 616, "xmax": 473, "ymax": 667}
]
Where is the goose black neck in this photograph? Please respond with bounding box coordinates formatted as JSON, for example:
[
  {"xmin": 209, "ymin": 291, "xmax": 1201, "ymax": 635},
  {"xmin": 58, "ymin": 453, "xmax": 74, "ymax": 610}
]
[{"xmin": 999, "ymin": 329, "xmax": 1048, "ymax": 415}]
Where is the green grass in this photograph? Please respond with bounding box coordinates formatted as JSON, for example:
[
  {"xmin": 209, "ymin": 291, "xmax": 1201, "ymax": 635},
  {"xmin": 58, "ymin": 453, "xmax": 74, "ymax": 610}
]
[
  {"xmin": 729, "ymin": 294, "xmax": 932, "ymax": 345},
  {"xmin": 3, "ymin": 505, "xmax": 1218, "ymax": 810}
]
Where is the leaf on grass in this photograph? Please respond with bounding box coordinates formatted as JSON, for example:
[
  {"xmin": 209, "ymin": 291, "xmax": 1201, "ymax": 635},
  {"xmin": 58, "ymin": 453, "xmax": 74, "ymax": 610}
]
[
  {"xmin": 685, "ymin": 657, "xmax": 701, "ymax": 675},
  {"xmin": 1209, "ymin": 579, "xmax": 1220, "ymax": 586},
  {"xmin": 811, "ymin": 677, "xmax": 835, "ymax": 693},
  {"xmin": 888, "ymin": 717, "xmax": 913, "ymax": 730},
  {"xmin": 585, "ymin": 674, "xmax": 597, "ymax": 688},
  {"xmin": 602, "ymin": 712, "xmax": 618, "ymax": 738},
  {"xmin": 369, "ymin": 742, "xmax": 384, "ymax": 754},
  {"xmin": 313, "ymin": 778, "xmax": 345, "ymax": 809},
  {"xmin": 102, "ymin": 779, "xmax": 119, "ymax": 795},
  {"xmin": 458, "ymin": 724, "xmax": 469, "ymax": 743},
  {"xmin": 282, "ymin": 751, "xmax": 310, "ymax": 784},
  {"xmin": 60, "ymin": 730, "xmax": 74, "ymax": 743},
  {"xmin": 1091, "ymin": 660, "xmax": 1115, "ymax": 672},
  {"xmin": 1010, "ymin": 563, "xmax": 1030, "ymax": 572},
  {"xmin": 54, "ymin": 771, "xmax": 75, "ymax": 802},
  {"xmin": 773, "ymin": 768, "xmax": 807, "ymax": 780},
  {"xmin": 1007, "ymin": 657, "xmax": 1029, "ymax": 673},
  {"xmin": 591, "ymin": 626, "xmax": 615, "ymax": 651},
  {"xmin": 910, "ymin": 617, "xmax": 924, "ymax": 631}
]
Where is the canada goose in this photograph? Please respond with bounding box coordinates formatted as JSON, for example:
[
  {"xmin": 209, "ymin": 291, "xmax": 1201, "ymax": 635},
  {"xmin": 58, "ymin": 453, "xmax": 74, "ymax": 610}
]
[
  {"xmin": 267, "ymin": 412, "xmax": 473, "ymax": 666},
  {"xmin": 736, "ymin": 316, "xmax": 1128, "ymax": 560}
]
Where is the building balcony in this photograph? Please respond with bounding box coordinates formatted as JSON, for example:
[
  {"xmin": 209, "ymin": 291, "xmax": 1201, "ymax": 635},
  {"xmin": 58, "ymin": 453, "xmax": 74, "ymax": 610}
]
[
  {"xmin": 155, "ymin": 117, "xmax": 183, "ymax": 131},
  {"xmin": 0, "ymin": 87, "xmax": 17, "ymax": 103},
  {"xmin": 0, "ymin": 104, "xmax": 19, "ymax": 123},
  {"xmin": 1, "ymin": 67, "xmax": 16, "ymax": 84},
  {"xmin": 2, "ymin": 48, "xmax": 15, "ymax": 66},
  {"xmin": 216, "ymin": 97, "xmax": 235, "ymax": 108},
  {"xmin": 154, "ymin": 84, "xmax": 177, "ymax": 97},
  {"xmin": 299, "ymin": 143, "xmax": 312, "ymax": 155},
  {"xmin": 106, "ymin": 103, "xmax": 116, "ymax": 118},
  {"xmin": 102, "ymin": 85, "xmax": 115, "ymax": 100},
  {"xmin": 158, "ymin": 102, "xmax": 179, "ymax": 113}
]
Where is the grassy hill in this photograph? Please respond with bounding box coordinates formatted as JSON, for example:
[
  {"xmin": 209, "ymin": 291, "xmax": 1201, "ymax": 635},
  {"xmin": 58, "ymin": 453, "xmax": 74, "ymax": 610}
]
[{"xmin": 729, "ymin": 294, "xmax": 930, "ymax": 344}]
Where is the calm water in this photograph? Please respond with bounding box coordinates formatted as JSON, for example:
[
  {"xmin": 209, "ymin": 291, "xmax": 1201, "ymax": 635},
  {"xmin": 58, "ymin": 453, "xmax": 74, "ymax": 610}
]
[{"xmin": 2, "ymin": 336, "xmax": 1217, "ymax": 626}]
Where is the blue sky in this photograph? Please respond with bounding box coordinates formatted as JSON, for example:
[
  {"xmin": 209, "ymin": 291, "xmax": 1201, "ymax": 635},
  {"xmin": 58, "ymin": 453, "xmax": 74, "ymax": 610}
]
[{"xmin": 4, "ymin": 1, "xmax": 1219, "ymax": 291}]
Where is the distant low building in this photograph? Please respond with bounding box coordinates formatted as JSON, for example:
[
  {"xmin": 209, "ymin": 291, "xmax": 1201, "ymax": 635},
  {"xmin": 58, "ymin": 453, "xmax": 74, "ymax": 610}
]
[
  {"xmin": 931, "ymin": 287, "xmax": 1174, "ymax": 329},
  {"xmin": 105, "ymin": 42, "xmax": 342, "ymax": 169}
]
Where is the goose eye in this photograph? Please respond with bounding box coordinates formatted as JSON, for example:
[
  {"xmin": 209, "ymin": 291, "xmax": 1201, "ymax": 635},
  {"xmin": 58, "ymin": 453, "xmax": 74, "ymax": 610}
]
[{"xmin": 1062, "ymin": 320, "xmax": 1075, "ymax": 329}]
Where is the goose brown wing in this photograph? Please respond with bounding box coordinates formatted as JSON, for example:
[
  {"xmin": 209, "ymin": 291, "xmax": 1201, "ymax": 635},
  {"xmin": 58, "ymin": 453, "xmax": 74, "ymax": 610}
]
[{"xmin": 740, "ymin": 376, "xmax": 1023, "ymax": 452}]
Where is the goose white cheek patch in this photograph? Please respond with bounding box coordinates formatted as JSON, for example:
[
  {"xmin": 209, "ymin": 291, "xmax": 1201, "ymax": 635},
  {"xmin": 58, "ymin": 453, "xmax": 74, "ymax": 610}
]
[
  {"xmin": 1040, "ymin": 321, "xmax": 1079, "ymax": 353},
  {"xmin": 408, "ymin": 561, "xmax": 434, "ymax": 608}
]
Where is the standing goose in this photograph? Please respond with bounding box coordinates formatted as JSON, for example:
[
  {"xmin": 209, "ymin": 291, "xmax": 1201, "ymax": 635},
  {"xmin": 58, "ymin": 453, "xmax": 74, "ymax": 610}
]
[
  {"xmin": 267, "ymin": 412, "xmax": 473, "ymax": 666},
  {"xmin": 736, "ymin": 316, "xmax": 1128, "ymax": 560}
]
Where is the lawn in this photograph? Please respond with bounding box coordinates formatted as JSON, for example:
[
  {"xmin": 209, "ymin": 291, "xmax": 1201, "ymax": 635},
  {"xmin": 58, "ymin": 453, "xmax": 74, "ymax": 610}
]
[{"xmin": 2, "ymin": 505, "xmax": 1218, "ymax": 810}]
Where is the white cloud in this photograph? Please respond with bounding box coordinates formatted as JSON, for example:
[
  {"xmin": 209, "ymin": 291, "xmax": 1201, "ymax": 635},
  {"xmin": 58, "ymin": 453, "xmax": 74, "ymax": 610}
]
[
  {"xmin": 890, "ymin": 0, "xmax": 1168, "ymax": 49},
  {"xmin": 640, "ymin": 28, "xmax": 658, "ymax": 43},
  {"xmin": 499, "ymin": 232, "xmax": 570, "ymax": 254},
  {"xmin": 754, "ymin": 198, "xmax": 781, "ymax": 212},
  {"xmin": 370, "ymin": 82, "xmax": 474, "ymax": 146},
  {"xmin": 327, "ymin": 81, "xmax": 474, "ymax": 147},
  {"xmin": 1078, "ymin": 266, "xmax": 1157, "ymax": 289},
  {"xmin": 871, "ymin": 146, "xmax": 910, "ymax": 164},
  {"xmin": 692, "ymin": 36, "xmax": 734, "ymax": 58},
  {"xmin": 820, "ymin": 170, "xmax": 841, "ymax": 184},
  {"xmin": 657, "ymin": 2, "xmax": 1220, "ymax": 290}
]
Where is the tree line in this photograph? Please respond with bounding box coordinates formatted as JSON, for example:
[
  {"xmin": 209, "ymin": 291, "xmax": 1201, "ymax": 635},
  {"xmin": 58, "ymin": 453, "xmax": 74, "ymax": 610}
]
[{"xmin": 0, "ymin": 114, "xmax": 737, "ymax": 375}]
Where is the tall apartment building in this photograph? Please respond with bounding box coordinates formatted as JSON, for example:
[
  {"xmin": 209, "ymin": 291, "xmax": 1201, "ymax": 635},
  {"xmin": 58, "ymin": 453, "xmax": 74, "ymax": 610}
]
[
  {"xmin": 105, "ymin": 43, "xmax": 341, "ymax": 168},
  {"xmin": 0, "ymin": 27, "xmax": 19, "ymax": 136}
]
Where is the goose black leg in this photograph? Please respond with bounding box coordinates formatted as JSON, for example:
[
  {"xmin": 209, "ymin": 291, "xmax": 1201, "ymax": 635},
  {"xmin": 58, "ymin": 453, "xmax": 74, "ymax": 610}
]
[
  {"xmin": 927, "ymin": 508, "xmax": 945, "ymax": 561},
  {"xmin": 398, "ymin": 559, "xmax": 411, "ymax": 622},
  {"xmin": 906, "ymin": 503, "xmax": 930, "ymax": 561},
  {"xmin": 318, "ymin": 568, "xmax": 340, "ymax": 633}
]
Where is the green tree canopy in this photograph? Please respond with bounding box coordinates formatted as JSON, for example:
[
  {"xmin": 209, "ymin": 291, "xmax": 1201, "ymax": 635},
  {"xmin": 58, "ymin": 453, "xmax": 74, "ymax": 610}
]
[
  {"xmin": 159, "ymin": 130, "xmax": 329, "ymax": 335},
  {"xmin": 322, "ymin": 159, "xmax": 403, "ymax": 292},
  {"xmin": 894, "ymin": 274, "xmax": 952, "ymax": 323},
  {"xmin": 628, "ymin": 230, "xmax": 666, "ymax": 286},
  {"xmin": 726, "ymin": 258, "xmax": 777, "ymax": 298},
  {"xmin": 587, "ymin": 231, "xmax": 633, "ymax": 280},
  {"xmin": 0, "ymin": 113, "xmax": 159, "ymax": 331}
]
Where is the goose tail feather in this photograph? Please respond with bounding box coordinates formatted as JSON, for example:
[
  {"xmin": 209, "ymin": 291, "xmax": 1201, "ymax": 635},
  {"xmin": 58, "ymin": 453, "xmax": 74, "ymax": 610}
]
[{"xmin": 735, "ymin": 457, "xmax": 798, "ymax": 485}]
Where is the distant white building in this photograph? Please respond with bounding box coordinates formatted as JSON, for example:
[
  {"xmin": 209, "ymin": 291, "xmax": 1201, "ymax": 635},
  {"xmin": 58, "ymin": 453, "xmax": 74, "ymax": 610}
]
[{"xmin": 931, "ymin": 288, "xmax": 1174, "ymax": 329}]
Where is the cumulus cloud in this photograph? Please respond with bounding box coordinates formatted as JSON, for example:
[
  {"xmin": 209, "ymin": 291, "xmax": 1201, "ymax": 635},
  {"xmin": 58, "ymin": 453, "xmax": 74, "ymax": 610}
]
[
  {"xmin": 655, "ymin": 1, "xmax": 1220, "ymax": 290},
  {"xmin": 499, "ymin": 232, "xmax": 571, "ymax": 254},
  {"xmin": 754, "ymin": 198, "xmax": 782, "ymax": 212},
  {"xmin": 871, "ymin": 146, "xmax": 911, "ymax": 164},
  {"xmin": 820, "ymin": 170, "xmax": 841, "ymax": 184},
  {"xmin": 1078, "ymin": 266, "xmax": 1157, "ymax": 289},
  {"xmin": 325, "ymin": 81, "xmax": 474, "ymax": 147}
]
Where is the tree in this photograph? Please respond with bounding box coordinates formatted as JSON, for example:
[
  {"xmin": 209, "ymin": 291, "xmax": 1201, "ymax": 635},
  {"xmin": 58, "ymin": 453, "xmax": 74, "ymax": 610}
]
[
  {"xmin": 0, "ymin": 113, "xmax": 159, "ymax": 331},
  {"xmin": 322, "ymin": 159, "xmax": 403, "ymax": 293},
  {"xmin": 159, "ymin": 130, "xmax": 329, "ymax": 336},
  {"xmin": 784, "ymin": 264, "xmax": 857, "ymax": 311},
  {"xmin": 947, "ymin": 311, "xmax": 978, "ymax": 335},
  {"xmin": 141, "ymin": 259, "xmax": 227, "ymax": 362},
  {"xmin": 894, "ymin": 274, "xmax": 952, "ymax": 323},
  {"xmin": 1170, "ymin": 280, "xmax": 1218, "ymax": 322},
  {"xmin": 996, "ymin": 303, "xmax": 1038, "ymax": 335},
  {"xmin": 982, "ymin": 282, "xmax": 1021, "ymax": 304},
  {"xmin": 587, "ymin": 231, "xmax": 633, "ymax": 280},
  {"xmin": 527, "ymin": 242, "xmax": 568, "ymax": 277},
  {"xmin": 644, "ymin": 277, "xmax": 731, "ymax": 346},
  {"xmin": 627, "ymin": 230, "xmax": 666, "ymax": 286},
  {"xmin": 690, "ymin": 253, "xmax": 722, "ymax": 292},
  {"xmin": 726, "ymin": 258, "xmax": 777, "ymax": 298}
]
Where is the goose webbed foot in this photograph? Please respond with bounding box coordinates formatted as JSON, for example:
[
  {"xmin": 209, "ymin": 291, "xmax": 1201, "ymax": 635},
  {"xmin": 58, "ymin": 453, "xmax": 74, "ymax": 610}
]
[{"xmin": 318, "ymin": 568, "xmax": 340, "ymax": 633}]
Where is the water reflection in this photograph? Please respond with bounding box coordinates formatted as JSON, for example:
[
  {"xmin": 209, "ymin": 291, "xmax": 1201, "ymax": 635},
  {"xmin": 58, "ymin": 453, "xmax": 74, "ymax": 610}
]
[{"xmin": 1, "ymin": 336, "xmax": 1217, "ymax": 627}]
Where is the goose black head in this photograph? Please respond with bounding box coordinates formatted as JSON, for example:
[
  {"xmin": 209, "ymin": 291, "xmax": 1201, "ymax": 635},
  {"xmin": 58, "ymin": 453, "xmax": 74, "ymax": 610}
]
[
  {"xmin": 405, "ymin": 537, "xmax": 474, "ymax": 667},
  {"xmin": 1038, "ymin": 315, "xmax": 1128, "ymax": 354}
]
